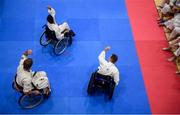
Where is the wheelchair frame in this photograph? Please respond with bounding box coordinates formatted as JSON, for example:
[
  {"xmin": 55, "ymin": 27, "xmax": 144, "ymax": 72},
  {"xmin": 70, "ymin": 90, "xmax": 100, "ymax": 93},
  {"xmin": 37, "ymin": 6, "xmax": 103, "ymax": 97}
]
[
  {"xmin": 12, "ymin": 76, "xmax": 44, "ymax": 109},
  {"xmin": 87, "ymin": 71, "xmax": 115, "ymax": 100},
  {"xmin": 40, "ymin": 25, "xmax": 71, "ymax": 55}
]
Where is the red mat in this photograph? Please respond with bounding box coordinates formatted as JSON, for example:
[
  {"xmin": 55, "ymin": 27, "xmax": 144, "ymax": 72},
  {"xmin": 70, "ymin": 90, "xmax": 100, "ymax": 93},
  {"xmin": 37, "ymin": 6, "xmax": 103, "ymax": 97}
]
[{"xmin": 126, "ymin": 0, "xmax": 180, "ymax": 113}]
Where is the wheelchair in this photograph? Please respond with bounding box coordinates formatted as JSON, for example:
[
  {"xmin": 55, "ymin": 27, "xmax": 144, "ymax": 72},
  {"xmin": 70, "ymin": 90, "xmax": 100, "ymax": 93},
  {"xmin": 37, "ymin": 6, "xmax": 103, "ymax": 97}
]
[
  {"xmin": 40, "ymin": 25, "xmax": 74, "ymax": 55},
  {"xmin": 87, "ymin": 71, "xmax": 115, "ymax": 100},
  {"xmin": 12, "ymin": 75, "xmax": 44, "ymax": 109}
]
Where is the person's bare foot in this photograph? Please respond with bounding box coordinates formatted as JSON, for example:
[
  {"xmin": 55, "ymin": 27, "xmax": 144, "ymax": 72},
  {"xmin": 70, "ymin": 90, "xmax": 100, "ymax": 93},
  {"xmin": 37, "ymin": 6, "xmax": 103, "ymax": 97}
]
[
  {"xmin": 158, "ymin": 23, "xmax": 164, "ymax": 27},
  {"xmin": 157, "ymin": 6, "xmax": 163, "ymax": 9},
  {"xmin": 175, "ymin": 71, "xmax": 180, "ymax": 75},
  {"xmin": 169, "ymin": 41, "xmax": 173, "ymax": 45},
  {"xmin": 168, "ymin": 56, "xmax": 175, "ymax": 62},
  {"xmin": 165, "ymin": 29, "xmax": 171, "ymax": 33},
  {"xmin": 162, "ymin": 47, "xmax": 171, "ymax": 51},
  {"xmin": 157, "ymin": 18, "xmax": 162, "ymax": 21}
]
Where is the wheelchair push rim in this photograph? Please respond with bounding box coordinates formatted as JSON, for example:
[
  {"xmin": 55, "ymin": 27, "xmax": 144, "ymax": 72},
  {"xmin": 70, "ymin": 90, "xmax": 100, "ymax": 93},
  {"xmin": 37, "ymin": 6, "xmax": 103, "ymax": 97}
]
[
  {"xmin": 107, "ymin": 83, "xmax": 115, "ymax": 100},
  {"xmin": 87, "ymin": 73, "xmax": 96, "ymax": 95},
  {"xmin": 18, "ymin": 93, "xmax": 44, "ymax": 109},
  {"xmin": 40, "ymin": 30, "xmax": 52, "ymax": 46},
  {"xmin": 54, "ymin": 37, "xmax": 68, "ymax": 55},
  {"xmin": 12, "ymin": 81, "xmax": 16, "ymax": 90}
]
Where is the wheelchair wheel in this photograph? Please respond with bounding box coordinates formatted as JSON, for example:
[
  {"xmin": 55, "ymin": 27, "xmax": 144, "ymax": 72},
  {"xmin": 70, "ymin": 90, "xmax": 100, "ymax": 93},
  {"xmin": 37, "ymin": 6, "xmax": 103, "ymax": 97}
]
[
  {"xmin": 87, "ymin": 73, "xmax": 95, "ymax": 95},
  {"xmin": 12, "ymin": 81, "xmax": 15, "ymax": 90},
  {"xmin": 54, "ymin": 38, "xmax": 68, "ymax": 55},
  {"xmin": 108, "ymin": 83, "xmax": 115, "ymax": 100},
  {"xmin": 18, "ymin": 92, "xmax": 44, "ymax": 109},
  {"xmin": 40, "ymin": 30, "xmax": 52, "ymax": 46}
]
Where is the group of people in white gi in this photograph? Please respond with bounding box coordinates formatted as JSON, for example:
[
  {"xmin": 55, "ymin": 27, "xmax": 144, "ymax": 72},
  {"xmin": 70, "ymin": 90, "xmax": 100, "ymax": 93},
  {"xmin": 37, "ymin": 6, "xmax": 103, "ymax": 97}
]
[
  {"xmin": 157, "ymin": 0, "xmax": 180, "ymax": 74},
  {"xmin": 15, "ymin": 6, "xmax": 120, "ymax": 97}
]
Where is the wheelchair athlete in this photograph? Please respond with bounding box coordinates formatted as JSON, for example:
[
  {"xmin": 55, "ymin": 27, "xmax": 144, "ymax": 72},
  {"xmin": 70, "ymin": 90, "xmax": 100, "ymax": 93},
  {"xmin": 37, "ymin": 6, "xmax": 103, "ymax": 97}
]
[
  {"xmin": 47, "ymin": 6, "xmax": 75, "ymax": 44},
  {"xmin": 87, "ymin": 46, "xmax": 120, "ymax": 99},
  {"xmin": 15, "ymin": 49, "xmax": 51, "ymax": 97}
]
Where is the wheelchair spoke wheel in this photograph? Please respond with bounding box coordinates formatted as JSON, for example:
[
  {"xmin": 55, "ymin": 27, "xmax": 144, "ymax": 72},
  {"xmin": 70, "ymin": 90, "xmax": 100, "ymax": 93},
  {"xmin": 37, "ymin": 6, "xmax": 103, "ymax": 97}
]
[
  {"xmin": 19, "ymin": 93, "xmax": 44, "ymax": 109},
  {"xmin": 40, "ymin": 31, "xmax": 52, "ymax": 46},
  {"xmin": 54, "ymin": 38, "xmax": 68, "ymax": 55},
  {"xmin": 108, "ymin": 83, "xmax": 115, "ymax": 100},
  {"xmin": 87, "ymin": 73, "xmax": 96, "ymax": 95},
  {"xmin": 12, "ymin": 82, "xmax": 15, "ymax": 90},
  {"xmin": 12, "ymin": 75, "xmax": 17, "ymax": 90}
]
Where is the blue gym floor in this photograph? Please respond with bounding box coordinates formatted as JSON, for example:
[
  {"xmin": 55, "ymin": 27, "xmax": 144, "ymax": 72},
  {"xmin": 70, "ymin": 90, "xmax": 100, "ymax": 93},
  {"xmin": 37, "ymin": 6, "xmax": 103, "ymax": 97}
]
[{"xmin": 0, "ymin": 0, "xmax": 151, "ymax": 114}]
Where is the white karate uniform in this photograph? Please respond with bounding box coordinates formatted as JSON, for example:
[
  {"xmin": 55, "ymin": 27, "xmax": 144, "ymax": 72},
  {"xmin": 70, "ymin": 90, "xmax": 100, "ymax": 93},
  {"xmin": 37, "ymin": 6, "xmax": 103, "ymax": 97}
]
[
  {"xmin": 161, "ymin": 3, "xmax": 172, "ymax": 14},
  {"xmin": 176, "ymin": 0, "xmax": 180, "ymax": 7},
  {"xmin": 16, "ymin": 55, "xmax": 34, "ymax": 93},
  {"xmin": 170, "ymin": 0, "xmax": 176, "ymax": 6},
  {"xmin": 161, "ymin": 0, "xmax": 180, "ymax": 14},
  {"xmin": 174, "ymin": 41, "xmax": 180, "ymax": 56},
  {"xmin": 47, "ymin": 7, "xmax": 70, "ymax": 40},
  {"xmin": 164, "ymin": 13, "xmax": 180, "ymax": 30},
  {"xmin": 32, "ymin": 71, "xmax": 50, "ymax": 90},
  {"xmin": 97, "ymin": 51, "xmax": 120, "ymax": 85},
  {"xmin": 48, "ymin": 7, "xmax": 57, "ymax": 24},
  {"xmin": 170, "ymin": 26, "xmax": 180, "ymax": 38}
]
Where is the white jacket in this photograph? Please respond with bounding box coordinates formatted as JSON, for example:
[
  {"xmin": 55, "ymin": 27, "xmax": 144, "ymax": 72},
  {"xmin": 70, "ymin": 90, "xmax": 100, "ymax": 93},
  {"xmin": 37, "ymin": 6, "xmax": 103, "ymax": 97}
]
[{"xmin": 97, "ymin": 51, "xmax": 120, "ymax": 85}]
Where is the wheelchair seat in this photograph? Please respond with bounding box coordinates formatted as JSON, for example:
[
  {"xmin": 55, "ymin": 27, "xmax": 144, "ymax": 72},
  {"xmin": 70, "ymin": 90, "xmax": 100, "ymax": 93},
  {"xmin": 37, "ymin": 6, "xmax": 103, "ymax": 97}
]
[
  {"xmin": 45, "ymin": 25, "xmax": 57, "ymax": 41},
  {"xmin": 87, "ymin": 71, "xmax": 115, "ymax": 100},
  {"xmin": 12, "ymin": 74, "xmax": 45, "ymax": 109},
  {"xmin": 93, "ymin": 72, "xmax": 114, "ymax": 88}
]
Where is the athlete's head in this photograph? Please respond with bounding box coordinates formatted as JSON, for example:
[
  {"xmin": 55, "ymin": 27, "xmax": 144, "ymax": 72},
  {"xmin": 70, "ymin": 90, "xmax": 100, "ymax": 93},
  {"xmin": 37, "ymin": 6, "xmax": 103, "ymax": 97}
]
[
  {"xmin": 47, "ymin": 15, "xmax": 54, "ymax": 24},
  {"xmin": 23, "ymin": 58, "xmax": 33, "ymax": 71},
  {"xmin": 109, "ymin": 54, "xmax": 118, "ymax": 64}
]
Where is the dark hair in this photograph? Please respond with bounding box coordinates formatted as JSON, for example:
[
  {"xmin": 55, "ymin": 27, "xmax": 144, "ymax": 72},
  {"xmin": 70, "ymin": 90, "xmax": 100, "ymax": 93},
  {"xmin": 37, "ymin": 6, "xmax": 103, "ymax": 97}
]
[
  {"xmin": 47, "ymin": 15, "xmax": 55, "ymax": 24},
  {"xmin": 23, "ymin": 58, "xmax": 33, "ymax": 71},
  {"xmin": 110, "ymin": 54, "xmax": 118, "ymax": 63}
]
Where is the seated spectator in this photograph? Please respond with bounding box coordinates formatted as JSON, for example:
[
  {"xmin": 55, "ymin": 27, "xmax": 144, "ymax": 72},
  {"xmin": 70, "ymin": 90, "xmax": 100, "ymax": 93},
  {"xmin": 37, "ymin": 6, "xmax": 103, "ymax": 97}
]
[
  {"xmin": 159, "ymin": 0, "xmax": 180, "ymax": 74},
  {"xmin": 163, "ymin": 36, "xmax": 180, "ymax": 51},
  {"xmin": 158, "ymin": 13, "xmax": 180, "ymax": 40},
  {"xmin": 157, "ymin": 0, "xmax": 180, "ymax": 20},
  {"xmin": 159, "ymin": 0, "xmax": 170, "ymax": 7},
  {"xmin": 163, "ymin": 36, "xmax": 180, "ymax": 65},
  {"xmin": 164, "ymin": 36, "xmax": 180, "ymax": 62}
]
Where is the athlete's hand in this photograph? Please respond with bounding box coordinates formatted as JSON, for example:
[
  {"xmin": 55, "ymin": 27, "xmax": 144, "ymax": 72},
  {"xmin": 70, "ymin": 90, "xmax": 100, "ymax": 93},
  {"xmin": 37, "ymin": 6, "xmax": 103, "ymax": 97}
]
[
  {"xmin": 27, "ymin": 49, "xmax": 32, "ymax": 55},
  {"xmin": 104, "ymin": 46, "xmax": 111, "ymax": 52},
  {"xmin": 24, "ymin": 49, "xmax": 32, "ymax": 55}
]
